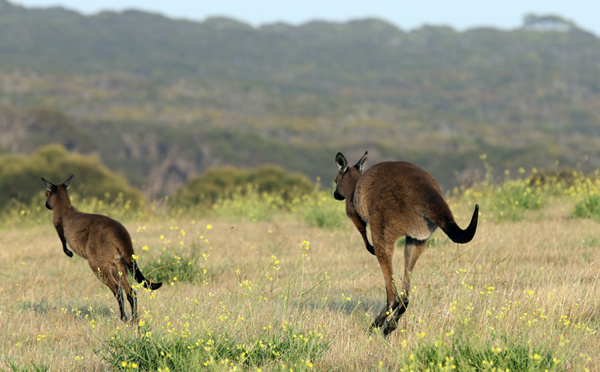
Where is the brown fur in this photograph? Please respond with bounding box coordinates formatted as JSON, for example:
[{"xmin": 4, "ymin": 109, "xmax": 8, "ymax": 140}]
[
  {"xmin": 41, "ymin": 175, "xmax": 162, "ymax": 323},
  {"xmin": 334, "ymin": 152, "xmax": 478, "ymax": 336}
]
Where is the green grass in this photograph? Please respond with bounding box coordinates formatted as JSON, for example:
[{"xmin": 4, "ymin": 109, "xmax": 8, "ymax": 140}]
[
  {"xmin": 5, "ymin": 360, "xmax": 50, "ymax": 372},
  {"xmin": 458, "ymin": 178, "xmax": 545, "ymax": 222},
  {"xmin": 100, "ymin": 322, "xmax": 329, "ymax": 371},
  {"xmin": 209, "ymin": 185, "xmax": 288, "ymax": 222},
  {"xmin": 407, "ymin": 336, "xmax": 560, "ymax": 371},
  {"xmin": 296, "ymin": 193, "xmax": 347, "ymax": 229},
  {"xmin": 142, "ymin": 243, "xmax": 209, "ymax": 285},
  {"xmin": 573, "ymin": 194, "xmax": 600, "ymax": 222}
]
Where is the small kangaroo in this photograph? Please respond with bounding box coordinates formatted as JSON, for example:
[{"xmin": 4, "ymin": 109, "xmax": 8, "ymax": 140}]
[
  {"xmin": 42, "ymin": 175, "xmax": 162, "ymax": 322},
  {"xmin": 334, "ymin": 152, "xmax": 478, "ymax": 336}
]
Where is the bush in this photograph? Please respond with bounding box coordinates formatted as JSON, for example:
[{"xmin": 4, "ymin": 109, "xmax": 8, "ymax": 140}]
[
  {"xmin": 573, "ymin": 195, "xmax": 600, "ymax": 222},
  {"xmin": 210, "ymin": 184, "xmax": 288, "ymax": 222},
  {"xmin": 458, "ymin": 178, "xmax": 545, "ymax": 222},
  {"xmin": 143, "ymin": 244, "xmax": 209, "ymax": 285},
  {"xmin": 101, "ymin": 323, "xmax": 329, "ymax": 371},
  {"xmin": 296, "ymin": 191, "xmax": 347, "ymax": 229},
  {"xmin": 405, "ymin": 334, "xmax": 559, "ymax": 371},
  {"xmin": 0, "ymin": 144, "xmax": 144, "ymax": 208},
  {"xmin": 171, "ymin": 165, "xmax": 315, "ymax": 207}
]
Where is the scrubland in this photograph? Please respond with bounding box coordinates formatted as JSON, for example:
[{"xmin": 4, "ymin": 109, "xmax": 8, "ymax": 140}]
[{"xmin": 1, "ymin": 170, "xmax": 600, "ymax": 371}]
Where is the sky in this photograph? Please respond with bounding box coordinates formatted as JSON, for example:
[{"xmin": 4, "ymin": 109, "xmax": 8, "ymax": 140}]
[{"xmin": 11, "ymin": 0, "xmax": 600, "ymax": 36}]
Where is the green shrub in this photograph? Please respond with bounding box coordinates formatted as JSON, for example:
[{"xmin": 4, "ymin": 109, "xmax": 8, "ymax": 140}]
[
  {"xmin": 143, "ymin": 244, "xmax": 209, "ymax": 285},
  {"xmin": 296, "ymin": 191, "xmax": 347, "ymax": 229},
  {"xmin": 528, "ymin": 168, "xmax": 580, "ymax": 188},
  {"xmin": 491, "ymin": 180, "xmax": 544, "ymax": 221},
  {"xmin": 458, "ymin": 178, "xmax": 544, "ymax": 222},
  {"xmin": 573, "ymin": 194, "xmax": 600, "ymax": 222},
  {"xmin": 101, "ymin": 323, "xmax": 329, "ymax": 371},
  {"xmin": 405, "ymin": 335, "xmax": 561, "ymax": 371},
  {"xmin": 171, "ymin": 165, "xmax": 315, "ymax": 207},
  {"xmin": 209, "ymin": 184, "xmax": 288, "ymax": 222},
  {"xmin": 0, "ymin": 144, "xmax": 144, "ymax": 208}
]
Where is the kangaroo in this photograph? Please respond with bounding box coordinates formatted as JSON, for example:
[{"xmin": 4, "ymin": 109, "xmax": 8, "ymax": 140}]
[
  {"xmin": 334, "ymin": 152, "xmax": 478, "ymax": 336},
  {"xmin": 41, "ymin": 175, "xmax": 162, "ymax": 323}
]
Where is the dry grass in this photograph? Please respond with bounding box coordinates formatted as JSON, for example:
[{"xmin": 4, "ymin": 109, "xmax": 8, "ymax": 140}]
[{"xmin": 1, "ymin": 204, "xmax": 599, "ymax": 371}]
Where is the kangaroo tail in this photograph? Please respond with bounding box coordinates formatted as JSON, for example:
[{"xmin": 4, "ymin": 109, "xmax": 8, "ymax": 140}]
[
  {"xmin": 439, "ymin": 204, "xmax": 479, "ymax": 244},
  {"xmin": 129, "ymin": 260, "xmax": 162, "ymax": 290}
]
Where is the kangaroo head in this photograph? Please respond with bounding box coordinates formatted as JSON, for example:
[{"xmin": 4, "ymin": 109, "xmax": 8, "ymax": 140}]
[
  {"xmin": 41, "ymin": 175, "xmax": 73, "ymax": 210},
  {"xmin": 334, "ymin": 151, "xmax": 368, "ymax": 201}
]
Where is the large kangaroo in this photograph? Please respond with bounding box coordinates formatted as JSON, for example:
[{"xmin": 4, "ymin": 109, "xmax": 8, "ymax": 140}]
[
  {"xmin": 41, "ymin": 175, "xmax": 162, "ymax": 322},
  {"xmin": 334, "ymin": 152, "xmax": 478, "ymax": 336}
]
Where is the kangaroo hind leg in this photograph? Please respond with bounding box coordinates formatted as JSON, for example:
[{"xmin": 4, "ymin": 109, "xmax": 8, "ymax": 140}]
[
  {"xmin": 89, "ymin": 260, "xmax": 130, "ymax": 322},
  {"xmin": 112, "ymin": 261, "xmax": 137, "ymax": 323},
  {"xmin": 382, "ymin": 236, "xmax": 428, "ymax": 335},
  {"xmin": 370, "ymin": 240, "xmax": 401, "ymax": 335},
  {"xmin": 121, "ymin": 276, "xmax": 137, "ymax": 324}
]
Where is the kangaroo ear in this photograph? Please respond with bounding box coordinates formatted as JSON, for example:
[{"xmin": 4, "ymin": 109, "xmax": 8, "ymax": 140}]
[
  {"xmin": 41, "ymin": 177, "xmax": 54, "ymax": 191},
  {"xmin": 335, "ymin": 152, "xmax": 348, "ymax": 173},
  {"xmin": 63, "ymin": 175, "xmax": 74, "ymax": 189},
  {"xmin": 355, "ymin": 151, "xmax": 368, "ymax": 172}
]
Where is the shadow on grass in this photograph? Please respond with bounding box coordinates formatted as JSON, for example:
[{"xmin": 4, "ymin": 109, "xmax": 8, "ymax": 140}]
[{"xmin": 298, "ymin": 296, "xmax": 419, "ymax": 337}]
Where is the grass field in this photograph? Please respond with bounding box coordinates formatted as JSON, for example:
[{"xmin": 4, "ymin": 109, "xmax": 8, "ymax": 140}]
[{"xmin": 1, "ymin": 175, "xmax": 600, "ymax": 371}]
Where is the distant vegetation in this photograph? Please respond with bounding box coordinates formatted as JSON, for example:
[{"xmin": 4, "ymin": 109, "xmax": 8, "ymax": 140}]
[
  {"xmin": 171, "ymin": 165, "xmax": 315, "ymax": 206},
  {"xmin": 0, "ymin": 145, "xmax": 144, "ymax": 208},
  {"xmin": 3, "ymin": 145, "xmax": 600, "ymax": 229},
  {"xmin": 0, "ymin": 1, "xmax": 599, "ymax": 198}
]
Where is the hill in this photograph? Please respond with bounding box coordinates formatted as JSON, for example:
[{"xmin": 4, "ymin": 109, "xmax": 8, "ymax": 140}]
[{"xmin": 1, "ymin": 0, "xmax": 599, "ymax": 196}]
